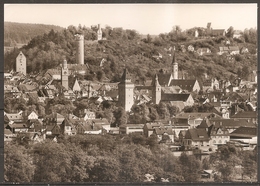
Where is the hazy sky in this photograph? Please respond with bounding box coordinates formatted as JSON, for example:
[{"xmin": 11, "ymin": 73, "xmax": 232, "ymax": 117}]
[{"xmin": 4, "ymin": 4, "xmax": 257, "ymax": 35}]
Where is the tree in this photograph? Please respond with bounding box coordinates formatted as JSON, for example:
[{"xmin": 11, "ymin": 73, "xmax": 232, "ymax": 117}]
[
  {"xmin": 113, "ymin": 107, "xmax": 127, "ymax": 127},
  {"xmin": 226, "ymin": 26, "xmax": 235, "ymax": 38},
  {"xmin": 4, "ymin": 143, "xmax": 35, "ymax": 182},
  {"xmin": 179, "ymin": 153, "xmax": 202, "ymax": 182}
]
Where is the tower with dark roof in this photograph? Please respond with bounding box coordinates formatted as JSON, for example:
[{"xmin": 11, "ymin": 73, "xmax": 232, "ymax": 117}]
[
  {"xmin": 152, "ymin": 74, "xmax": 161, "ymax": 104},
  {"xmin": 172, "ymin": 52, "xmax": 178, "ymax": 80},
  {"xmin": 61, "ymin": 59, "xmax": 69, "ymax": 90},
  {"xmin": 118, "ymin": 68, "xmax": 134, "ymax": 111}
]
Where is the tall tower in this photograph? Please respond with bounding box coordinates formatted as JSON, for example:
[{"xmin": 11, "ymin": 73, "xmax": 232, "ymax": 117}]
[
  {"xmin": 172, "ymin": 52, "xmax": 178, "ymax": 79},
  {"xmin": 16, "ymin": 51, "xmax": 26, "ymax": 75},
  {"xmin": 152, "ymin": 74, "xmax": 161, "ymax": 104},
  {"xmin": 97, "ymin": 24, "xmax": 102, "ymax": 41},
  {"xmin": 118, "ymin": 68, "xmax": 135, "ymax": 112},
  {"xmin": 61, "ymin": 59, "xmax": 69, "ymax": 90},
  {"xmin": 75, "ymin": 34, "xmax": 84, "ymax": 65}
]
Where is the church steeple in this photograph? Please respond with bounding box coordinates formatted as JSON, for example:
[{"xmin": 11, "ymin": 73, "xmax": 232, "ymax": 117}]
[{"xmin": 172, "ymin": 49, "xmax": 178, "ymax": 80}]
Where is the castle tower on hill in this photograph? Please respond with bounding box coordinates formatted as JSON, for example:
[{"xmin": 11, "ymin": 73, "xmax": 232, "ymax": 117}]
[
  {"xmin": 118, "ymin": 68, "xmax": 135, "ymax": 112},
  {"xmin": 61, "ymin": 59, "xmax": 69, "ymax": 90},
  {"xmin": 16, "ymin": 51, "xmax": 26, "ymax": 75},
  {"xmin": 152, "ymin": 74, "xmax": 161, "ymax": 104},
  {"xmin": 75, "ymin": 34, "xmax": 84, "ymax": 65},
  {"xmin": 97, "ymin": 24, "xmax": 102, "ymax": 41},
  {"xmin": 172, "ymin": 52, "xmax": 178, "ymax": 80}
]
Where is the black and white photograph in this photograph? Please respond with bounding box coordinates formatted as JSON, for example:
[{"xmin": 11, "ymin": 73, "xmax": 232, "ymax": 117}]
[{"xmin": 3, "ymin": 3, "xmax": 258, "ymax": 184}]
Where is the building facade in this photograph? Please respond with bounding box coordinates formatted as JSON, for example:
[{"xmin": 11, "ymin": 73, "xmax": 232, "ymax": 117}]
[{"xmin": 16, "ymin": 51, "xmax": 26, "ymax": 75}]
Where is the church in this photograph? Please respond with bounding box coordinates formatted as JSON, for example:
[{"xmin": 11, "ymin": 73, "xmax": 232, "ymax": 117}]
[{"xmin": 118, "ymin": 52, "xmax": 200, "ymax": 111}]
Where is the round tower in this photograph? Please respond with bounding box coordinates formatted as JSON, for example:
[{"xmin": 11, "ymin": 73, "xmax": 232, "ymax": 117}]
[{"xmin": 75, "ymin": 34, "xmax": 84, "ymax": 65}]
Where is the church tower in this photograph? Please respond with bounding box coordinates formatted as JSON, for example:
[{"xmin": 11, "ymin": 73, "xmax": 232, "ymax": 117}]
[
  {"xmin": 97, "ymin": 24, "xmax": 102, "ymax": 41},
  {"xmin": 172, "ymin": 52, "xmax": 178, "ymax": 79},
  {"xmin": 118, "ymin": 68, "xmax": 134, "ymax": 112},
  {"xmin": 61, "ymin": 59, "xmax": 69, "ymax": 90},
  {"xmin": 16, "ymin": 51, "xmax": 26, "ymax": 75},
  {"xmin": 75, "ymin": 34, "xmax": 84, "ymax": 65},
  {"xmin": 152, "ymin": 74, "xmax": 161, "ymax": 104}
]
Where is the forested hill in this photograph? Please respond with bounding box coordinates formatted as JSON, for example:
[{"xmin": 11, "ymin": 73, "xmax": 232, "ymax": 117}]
[
  {"xmin": 4, "ymin": 22, "xmax": 64, "ymax": 46},
  {"xmin": 4, "ymin": 24, "xmax": 257, "ymax": 84}
]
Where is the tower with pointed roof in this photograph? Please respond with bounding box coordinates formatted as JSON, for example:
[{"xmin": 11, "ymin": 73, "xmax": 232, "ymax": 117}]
[
  {"xmin": 16, "ymin": 51, "xmax": 26, "ymax": 75},
  {"xmin": 172, "ymin": 52, "xmax": 178, "ymax": 80},
  {"xmin": 118, "ymin": 68, "xmax": 135, "ymax": 111},
  {"xmin": 61, "ymin": 59, "xmax": 69, "ymax": 90},
  {"xmin": 152, "ymin": 74, "xmax": 161, "ymax": 104}
]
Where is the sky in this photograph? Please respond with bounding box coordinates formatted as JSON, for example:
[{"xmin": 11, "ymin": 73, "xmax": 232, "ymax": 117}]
[{"xmin": 4, "ymin": 4, "xmax": 257, "ymax": 35}]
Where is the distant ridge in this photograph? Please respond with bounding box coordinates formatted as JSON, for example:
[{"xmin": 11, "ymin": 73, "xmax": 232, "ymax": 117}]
[{"xmin": 4, "ymin": 22, "xmax": 64, "ymax": 46}]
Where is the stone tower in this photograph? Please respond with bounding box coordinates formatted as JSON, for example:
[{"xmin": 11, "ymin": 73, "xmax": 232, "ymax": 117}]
[
  {"xmin": 118, "ymin": 68, "xmax": 135, "ymax": 112},
  {"xmin": 172, "ymin": 52, "xmax": 178, "ymax": 80},
  {"xmin": 16, "ymin": 51, "xmax": 26, "ymax": 75},
  {"xmin": 207, "ymin": 22, "xmax": 212, "ymax": 36},
  {"xmin": 61, "ymin": 59, "xmax": 69, "ymax": 90},
  {"xmin": 75, "ymin": 34, "xmax": 84, "ymax": 65},
  {"xmin": 97, "ymin": 24, "xmax": 102, "ymax": 41},
  {"xmin": 152, "ymin": 74, "xmax": 161, "ymax": 104}
]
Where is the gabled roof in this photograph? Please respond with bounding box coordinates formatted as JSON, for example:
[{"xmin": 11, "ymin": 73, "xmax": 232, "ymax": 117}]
[
  {"xmin": 169, "ymin": 79, "xmax": 197, "ymax": 92},
  {"xmin": 161, "ymin": 93, "xmax": 191, "ymax": 102},
  {"xmin": 209, "ymin": 118, "xmax": 255, "ymax": 128},
  {"xmin": 175, "ymin": 112, "xmax": 218, "ymax": 120},
  {"xmin": 230, "ymin": 126, "xmax": 257, "ymax": 138},
  {"xmin": 231, "ymin": 111, "xmax": 257, "ymax": 119},
  {"xmin": 18, "ymin": 84, "xmax": 37, "ymax": 92},
  {"xmin": 145, "ymin": 123, "xmax": 164, "ymax": 130},
  {"xmin": 154, "ymin": 127, "xmax": 173, "ymax": 135},
  {"xmin": 185, "ymin": 128, "xmax": 210, "ymax": 141}
]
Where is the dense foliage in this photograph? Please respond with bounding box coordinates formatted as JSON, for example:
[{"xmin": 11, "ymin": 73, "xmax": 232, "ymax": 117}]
[
  {"xmin": 5, "ymin": 135, "xmax": 257, "ymax": 183},
  {"xmin": 4, "ymin": 24, "xmax": 257, "ymax": 84},
  {"xmin": 4, "ymin": 22, "xmax": 64, "ymax": 46}
]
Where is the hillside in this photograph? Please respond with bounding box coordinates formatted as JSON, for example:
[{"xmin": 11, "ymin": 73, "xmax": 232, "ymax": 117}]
[
  {"xmin": 4, "ymin": 24, "xmax": 257, "ymax": 85},
  {"xmin": 4, "ymin": 22, "xmax": 64, "ymax": 46}
]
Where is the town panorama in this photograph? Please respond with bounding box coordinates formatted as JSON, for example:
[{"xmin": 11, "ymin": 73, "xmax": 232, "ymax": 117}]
[{"xmin": 4, "ymin": 22, "xmax": 257, "ymax": 183}]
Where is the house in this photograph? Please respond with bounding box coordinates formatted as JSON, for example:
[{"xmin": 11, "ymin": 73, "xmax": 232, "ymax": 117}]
[
  {"xmin": 211, "ymin": 29, "xmax": 225, "ymax": 37},
  {"xmin": 4, "ymin": 111, "xmax": 24, "ymax": 123},
  {"xmin": 174, "ymin": 112, "xmax": 220, "ymax": 129},
  {"xmin": 187, "ymin": 45, "xmax": 195, "ymax": 52},
  {"xmin": 17, "ymin": 132, "xmax": 45, "ymax": 143},
  {"xmin": 6, "ymin": 123, "xmax": 28, "ymax": 133},
  {"xmin": 209, "ymin": 118, "xmax": 255, "ymax": 133},
  {"xmin": 77, "ymin": 122, "xmax": 103, "ymax": 135},
  {"xmin": 161, "ymin": 93, "xmax": 194, "ymax": 110},
  {"xmin": 27, "ymin": 119, "xmax": 44, "ymax": 132},
  {"xmin": 27, "ymin": 111, "xmax": 39, "ymax": 120},
  {"xmin": 88, "ymin": 118, "xmax": 110, "ymax": 132},
  {"xmin": 153, "ymin": 127, "xmax": 174, "ymax": 143},
  {"xmin": 119, "ymin": 124, "xmax": 144, "ymax": 135},
  {"xmin": 229, "ymin": 46, "xmax": 240, "ymax": 55},
  {"xmin": 4, "ymin": 129, "xmax": 16, "ymax": 142},
  {"xmin": 45, "ymin": 124, "xmax": 61, "ymax": 136},
  {"xmin": 229, "ymin": 126, "xmax": 257, "ymax": 148},
  {"xmin": 143, "ymin": 122, "xmax": 164, "ymax": 137},
  {"xmin": 197, "ymin": 48, "xmax": 211, "ymax": 56},
  {"xmin": 83, "ymin": 110, "xmax": 96, "ymax": 120},
  {"xmin": 182, "ymin": 128, "xmax": 211, "ymax": 150},
  {"xmin": 230, "ymin": 111, "xmax": 257, "ymax": 124},
  {"xmin": 233, "ymin": 30, "xmax": 242, "ymax": 39},
  {"xmin": 201, "ymin": 170, "xmax": 213, "ymax": 179},
  {"xmin": 45, "ymin": 112, "xmax": 65, "ymax": 125},
  {"xmin": 60, "ymin": 119, "xmax": 77, "ymax": 135},
  {"xmin": 209, "ymin": 124, "xmax": 230, "ymax": 146},
  {"xmin": 171, "ymin": 120, "xmax": 190, "ymax": 138},
  {"xmin": 218, "ymin": 47, "xmax": 229, "ymax": 55},
  {"xmin": 240, "ymin": 47, "xmax": 249, "ymax": 54}
]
